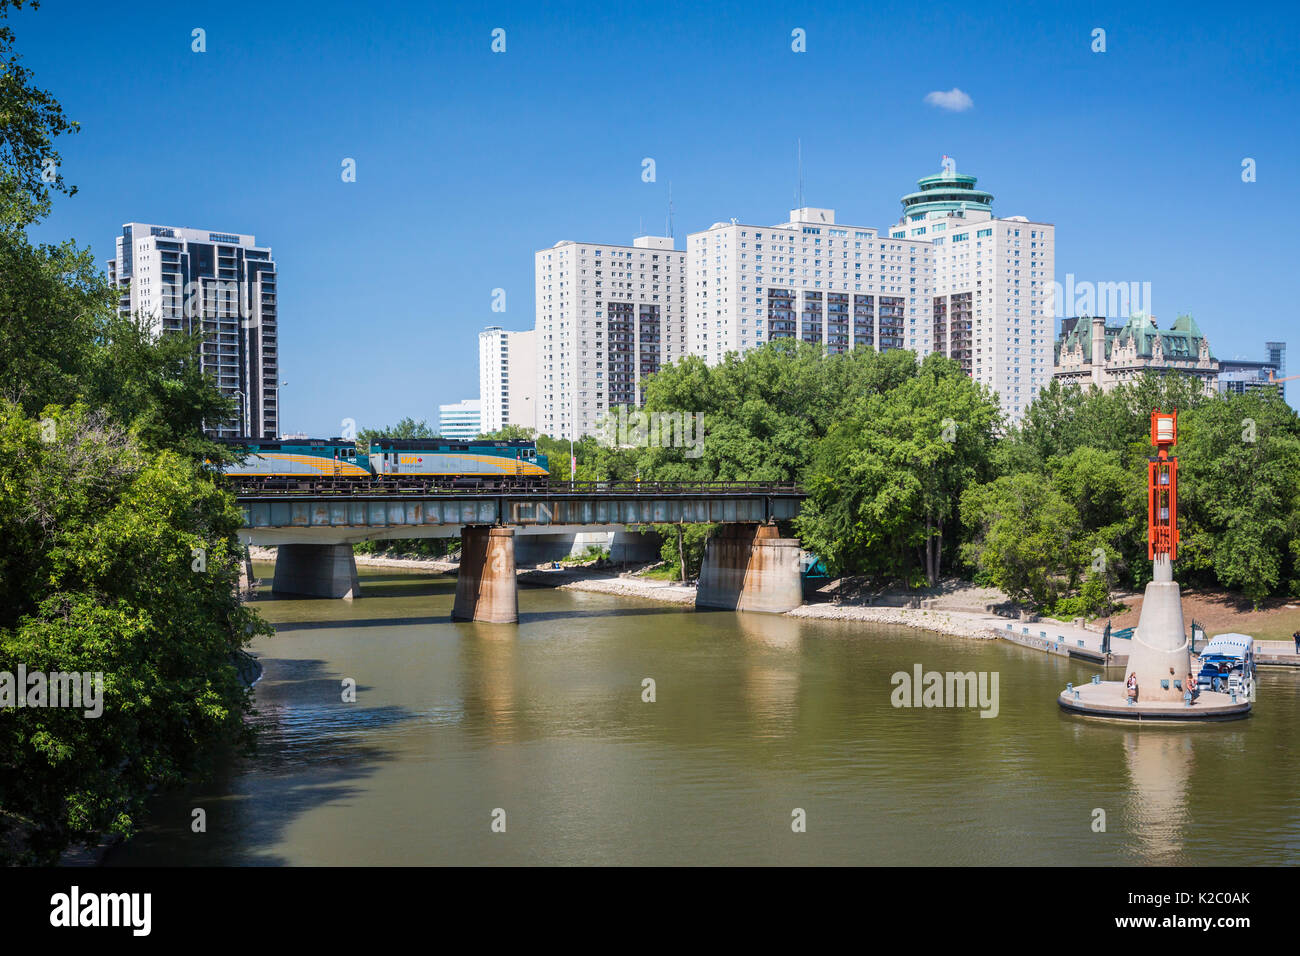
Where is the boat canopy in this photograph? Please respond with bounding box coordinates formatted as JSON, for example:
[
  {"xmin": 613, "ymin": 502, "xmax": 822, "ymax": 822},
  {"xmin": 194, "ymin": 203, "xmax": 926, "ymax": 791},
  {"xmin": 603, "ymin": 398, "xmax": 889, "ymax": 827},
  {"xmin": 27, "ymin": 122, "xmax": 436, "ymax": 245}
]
[{"xmin": 1201, "ymin": 633, "xmax": 1254, "ymax": 659}]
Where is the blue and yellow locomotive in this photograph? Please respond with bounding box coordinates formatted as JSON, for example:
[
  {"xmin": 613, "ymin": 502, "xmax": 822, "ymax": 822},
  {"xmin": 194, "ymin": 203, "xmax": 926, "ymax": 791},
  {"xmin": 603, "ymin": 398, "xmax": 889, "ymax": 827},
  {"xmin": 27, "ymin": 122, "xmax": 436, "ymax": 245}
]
[{"xmin": 220, "ymin": 436, "xmax": 549, "ymax": 488}]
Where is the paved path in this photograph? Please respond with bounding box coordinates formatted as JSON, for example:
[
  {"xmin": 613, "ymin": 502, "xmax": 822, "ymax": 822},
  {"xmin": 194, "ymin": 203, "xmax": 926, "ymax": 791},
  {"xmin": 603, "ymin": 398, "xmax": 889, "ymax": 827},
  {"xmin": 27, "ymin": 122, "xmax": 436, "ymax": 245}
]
[
  {"xmin": 992, "ymin": 617, "xmax": 1122, "ymax": 665},
  {"xmin": 1253, "ymin": 640, "xmax": 1300, "ymax": 666}
]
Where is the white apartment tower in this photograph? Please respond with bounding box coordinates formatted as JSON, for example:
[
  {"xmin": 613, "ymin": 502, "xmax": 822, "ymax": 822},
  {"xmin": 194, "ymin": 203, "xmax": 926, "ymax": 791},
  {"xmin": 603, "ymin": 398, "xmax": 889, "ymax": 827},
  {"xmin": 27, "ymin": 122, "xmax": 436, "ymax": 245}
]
[
  {"xmin": 688, "ymin": 208, "xmax": 935, "ymax": 364},
  {"xmin": 479, "ymin": 326, "xmax": 538, "ymax": 433},
  {"xmin": 891, "ymin": 165, "xmax": 1055, "ymax": 420},
  {"xmin": 535, "ymin": 235, "xmax": 687, "ymax": 439},
  {"xmin": 107, "ymin": 223, "xmax": 279, "ymax": 438}
]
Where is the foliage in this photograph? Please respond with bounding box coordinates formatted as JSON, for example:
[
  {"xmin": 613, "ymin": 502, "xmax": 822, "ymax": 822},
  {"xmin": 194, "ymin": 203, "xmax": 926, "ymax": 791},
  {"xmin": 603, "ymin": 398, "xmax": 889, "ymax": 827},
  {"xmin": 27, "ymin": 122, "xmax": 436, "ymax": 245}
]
[
  {"xmin": 356, "ymin": 416, "xmax": 437, "ymax": 451},
  {"xmin": 353, "ymin": 537, "xmax": 459, "ymax": 559},
  {"xmin": 560, "ymin": 545, "xmax": 610, "ymax": 567},
  {"xmin": 0, "ymin": 2, "xmax": 272, "ymax": 862},
  {"xmin": 796, "ymin": 353, "xmax": 1001, "ymax": 584},
  {"xmin": 634, "ymin": 523, "xmax": 713, "ymax": 581},
  {"xmin": 87, "ymin": 315, "xmax": 239, "ymax": 465},
  {"xmin": 614, "ymin": 340, "xmax": 921, "ymax": 483},
  {"xmin": 1174, "ymin": 392, "xmax": 1300, "ymax": 605},
  {"xmin": 960, "ymin": 472, "xmax": 1085, "ymax": 609},
  {"xmin": 0, "ymin": 404, "xmax": 271, "ymax": 863},
  {"xmin": 963, "ymin": 377, "xmax": 1300, "ymax": 611},
  {"xmin": 1, "ymin": 1, "xmax": 78, "ymax": 230},
  {"xmin": 1047, "ymin": 573, "xmax": 1119, "ymax": 620}
]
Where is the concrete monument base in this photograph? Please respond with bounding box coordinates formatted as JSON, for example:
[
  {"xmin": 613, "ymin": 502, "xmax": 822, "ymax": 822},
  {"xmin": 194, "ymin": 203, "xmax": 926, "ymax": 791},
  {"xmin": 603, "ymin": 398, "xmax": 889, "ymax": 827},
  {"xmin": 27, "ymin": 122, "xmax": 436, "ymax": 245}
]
[{"xmin": 1058, "ymin": 680, "xmax": 1250, "ymax": 722}]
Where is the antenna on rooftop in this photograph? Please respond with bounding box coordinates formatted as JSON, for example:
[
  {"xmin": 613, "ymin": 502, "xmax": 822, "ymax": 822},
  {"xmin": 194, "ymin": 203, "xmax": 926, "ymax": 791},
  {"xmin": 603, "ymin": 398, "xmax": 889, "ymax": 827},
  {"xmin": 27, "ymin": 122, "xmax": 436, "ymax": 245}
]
[
  {"xmin": 667, "ymin": 181, "xmax": 675, "ymax": 239},
  {"xmin": 796, "ymin": 138, "xmax": 805, "ymax": 208}
]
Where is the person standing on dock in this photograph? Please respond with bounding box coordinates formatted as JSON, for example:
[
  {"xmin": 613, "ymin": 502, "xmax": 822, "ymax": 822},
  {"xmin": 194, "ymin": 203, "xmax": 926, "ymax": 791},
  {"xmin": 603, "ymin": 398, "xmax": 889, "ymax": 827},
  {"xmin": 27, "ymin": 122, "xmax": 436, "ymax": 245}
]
[{"xmin": 1293, "ymin": 631, "xmax": 1299, "ymax": 655}]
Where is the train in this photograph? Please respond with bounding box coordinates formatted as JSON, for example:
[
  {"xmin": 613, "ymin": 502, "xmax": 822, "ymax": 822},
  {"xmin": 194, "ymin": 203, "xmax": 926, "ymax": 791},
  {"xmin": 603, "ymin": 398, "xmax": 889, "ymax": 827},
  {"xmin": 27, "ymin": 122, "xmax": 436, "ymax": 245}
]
[{"xmin": 218, "ymin": 436, "xmax": 550, "ymax": 488}]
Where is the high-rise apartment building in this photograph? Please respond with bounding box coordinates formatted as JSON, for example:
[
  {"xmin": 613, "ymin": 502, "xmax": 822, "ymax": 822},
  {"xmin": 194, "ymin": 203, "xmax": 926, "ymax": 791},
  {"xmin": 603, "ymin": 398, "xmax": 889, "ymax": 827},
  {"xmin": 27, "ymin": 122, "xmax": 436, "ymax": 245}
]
[
  {"xmin": 532, "ymin": 164, "xmax": 1053, "ymax": 435},
  {"xmin": 683, "ymin": 167, "xmax": 1053, "ymax": 421},
  {"xmin": 438, "ymin": 399, "xmax": 481, "ymax": 440},
  {"xmin": 479, "ymin": 326, "xmax": 538, "ymax": 433},
  {"xmin": 535, "ymin": 235, "xmax": 687, "ymax": 439},
  {"xmin": 688, "ymin": 207, "xmax": 935, "ymax": 364},
  {"xmin": 891, "ymin": 167, "xmax": 1055, "ymax": 420},
  {"xmin": 107, "ymin": 223, "xmax": 279, "ymax": 438}
]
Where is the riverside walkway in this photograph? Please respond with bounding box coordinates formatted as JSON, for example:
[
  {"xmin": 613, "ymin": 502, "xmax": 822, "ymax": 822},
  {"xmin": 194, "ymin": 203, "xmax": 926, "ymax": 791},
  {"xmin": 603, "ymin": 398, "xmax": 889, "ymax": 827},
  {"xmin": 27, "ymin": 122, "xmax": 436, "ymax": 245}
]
[{"xmin": 999, "ymin": 622, "xmax": 1300, "ymax": 669}]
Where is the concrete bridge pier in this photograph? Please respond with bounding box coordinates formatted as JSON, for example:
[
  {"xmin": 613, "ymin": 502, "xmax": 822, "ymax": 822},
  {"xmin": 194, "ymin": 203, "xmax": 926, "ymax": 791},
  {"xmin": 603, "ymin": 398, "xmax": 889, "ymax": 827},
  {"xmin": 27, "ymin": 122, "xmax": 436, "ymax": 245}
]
[
  {"xmin": 453, "ymin": 525, "xmax": 518, "ymax": 624},
  {"xmin": 696, "ymin": 522, "xmax": 804, "ymax": 614},
  {"xmin": 238, "ymin": 543, "xmax": 256, "ymax": 597},
  {"xmin": 271, "ymin": 543, "xmax": 360, "ymax": 599}
]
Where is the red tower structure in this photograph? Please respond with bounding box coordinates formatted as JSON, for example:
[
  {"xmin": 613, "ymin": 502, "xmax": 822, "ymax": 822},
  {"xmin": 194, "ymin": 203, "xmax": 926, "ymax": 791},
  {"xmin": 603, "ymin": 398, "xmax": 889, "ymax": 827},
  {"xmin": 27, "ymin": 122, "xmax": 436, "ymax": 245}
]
[{"xmin": 1148, "ymin": 409, "xmax": 1179, "ymax": 561}]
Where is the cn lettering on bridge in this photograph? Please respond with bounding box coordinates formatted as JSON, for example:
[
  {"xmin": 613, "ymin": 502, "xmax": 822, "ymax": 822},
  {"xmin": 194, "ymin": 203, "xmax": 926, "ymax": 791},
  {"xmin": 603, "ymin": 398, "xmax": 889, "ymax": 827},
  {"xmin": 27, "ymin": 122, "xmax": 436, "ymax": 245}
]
[{"xmin": 234, "ymin": 480, "xmax": 808, "ymax": 623}]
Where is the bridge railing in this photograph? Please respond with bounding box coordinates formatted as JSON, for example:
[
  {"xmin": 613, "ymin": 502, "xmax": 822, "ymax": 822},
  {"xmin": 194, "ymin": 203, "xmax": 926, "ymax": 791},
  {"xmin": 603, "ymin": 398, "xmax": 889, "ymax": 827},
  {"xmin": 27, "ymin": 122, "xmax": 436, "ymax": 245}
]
[{"xmin": 228, "ymin": 477, "xmax": 804, "ymax": 498}]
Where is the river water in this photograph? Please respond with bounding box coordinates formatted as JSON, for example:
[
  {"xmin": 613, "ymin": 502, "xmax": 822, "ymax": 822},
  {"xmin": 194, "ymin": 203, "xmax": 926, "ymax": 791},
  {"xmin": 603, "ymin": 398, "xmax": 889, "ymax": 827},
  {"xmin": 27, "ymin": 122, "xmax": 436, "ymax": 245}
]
[{"xmin": 105, "ymin": 564, "xmax": 1300, "ymax": 866}]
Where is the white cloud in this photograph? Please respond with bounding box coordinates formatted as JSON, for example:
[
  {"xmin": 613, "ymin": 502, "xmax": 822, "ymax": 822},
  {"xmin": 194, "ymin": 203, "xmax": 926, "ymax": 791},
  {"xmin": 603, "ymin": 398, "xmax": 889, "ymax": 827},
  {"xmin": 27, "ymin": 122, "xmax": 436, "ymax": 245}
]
[{"xmin": 924, "ymin": 88, "xmax": 974, "ymax": 112}]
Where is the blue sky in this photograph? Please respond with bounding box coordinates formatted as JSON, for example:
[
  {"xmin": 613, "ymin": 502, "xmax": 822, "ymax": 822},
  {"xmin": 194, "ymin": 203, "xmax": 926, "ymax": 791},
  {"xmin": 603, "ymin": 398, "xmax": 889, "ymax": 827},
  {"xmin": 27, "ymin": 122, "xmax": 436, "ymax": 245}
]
[{"xmin": 17, "ymin": 0, "xmax": 1300, "ymax": 433}]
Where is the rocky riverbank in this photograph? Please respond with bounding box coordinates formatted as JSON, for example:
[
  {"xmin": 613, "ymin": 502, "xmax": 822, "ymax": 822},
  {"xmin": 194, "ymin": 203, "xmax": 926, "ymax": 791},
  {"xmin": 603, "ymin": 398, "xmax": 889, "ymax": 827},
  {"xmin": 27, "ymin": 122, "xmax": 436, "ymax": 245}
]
[
  {"xmin": 519, "ymin": 566, "xmax": 697, "ymax": 605},
  {"xmin": 786, "ymin": 603, "xmax": 1004, "ymax": 640},
  {"xmin": 248, "ymin": 546, "xmax": 1031, "ymax": 641},
  {"xmin": 248, "ymin": 544, "xmax": 457, "ymax": 573}
]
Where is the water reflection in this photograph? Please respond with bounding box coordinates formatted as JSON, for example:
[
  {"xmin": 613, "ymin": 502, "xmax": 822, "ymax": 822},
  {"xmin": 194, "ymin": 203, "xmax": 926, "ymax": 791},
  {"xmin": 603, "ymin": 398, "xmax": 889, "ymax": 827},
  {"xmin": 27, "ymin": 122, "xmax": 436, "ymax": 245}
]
[
  {"xmin": 737, "ymin": 612, "xmax": 801, "ymax": 736},
  {"xmin": 459, "ymin": 622, "xmax": 522, "ymax": 740},
  {"xmin": 103, "ymin": 564, "xmax": 1300, "ymax": 866},
  {"xmin": 1122, "ymin": 730, "xmax": 1193, "ymax": 864}
]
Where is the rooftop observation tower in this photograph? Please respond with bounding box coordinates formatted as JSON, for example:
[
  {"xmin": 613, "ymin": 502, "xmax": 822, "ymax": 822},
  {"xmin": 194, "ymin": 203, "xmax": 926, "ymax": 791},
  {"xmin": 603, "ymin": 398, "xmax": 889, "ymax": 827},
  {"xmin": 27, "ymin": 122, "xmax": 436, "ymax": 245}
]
[{"xmin": 899, "ymin": 163, "xmax": 995, "ymax": 223}]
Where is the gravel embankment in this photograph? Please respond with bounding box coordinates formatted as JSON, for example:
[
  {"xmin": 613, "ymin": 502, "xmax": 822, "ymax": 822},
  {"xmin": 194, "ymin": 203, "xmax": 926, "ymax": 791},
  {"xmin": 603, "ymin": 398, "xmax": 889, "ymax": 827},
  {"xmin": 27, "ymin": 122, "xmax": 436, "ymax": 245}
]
[
  {"xmin": 248, "ymin": 547, "xmax": 1012, "ymax": 640},
  {"xmin": 788, "ymin": 604, "xmax": 1003, "ymax": 639}
]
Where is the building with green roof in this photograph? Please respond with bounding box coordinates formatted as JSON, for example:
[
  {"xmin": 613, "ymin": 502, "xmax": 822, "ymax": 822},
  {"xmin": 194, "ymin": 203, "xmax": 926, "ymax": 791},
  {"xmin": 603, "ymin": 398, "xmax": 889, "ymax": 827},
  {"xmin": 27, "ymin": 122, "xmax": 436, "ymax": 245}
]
[{"xmin": 1054, "ymin": 313, "xmax": 1219, "ymax": 392}]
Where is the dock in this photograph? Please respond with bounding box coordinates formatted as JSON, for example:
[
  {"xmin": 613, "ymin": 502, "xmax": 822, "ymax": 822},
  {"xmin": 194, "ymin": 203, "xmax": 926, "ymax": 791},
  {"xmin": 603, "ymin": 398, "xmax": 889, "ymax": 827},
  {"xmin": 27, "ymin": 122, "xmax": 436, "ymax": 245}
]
[{"xmin": 996, "ymin": 620, "xmax": 1125, "ymax": 667}]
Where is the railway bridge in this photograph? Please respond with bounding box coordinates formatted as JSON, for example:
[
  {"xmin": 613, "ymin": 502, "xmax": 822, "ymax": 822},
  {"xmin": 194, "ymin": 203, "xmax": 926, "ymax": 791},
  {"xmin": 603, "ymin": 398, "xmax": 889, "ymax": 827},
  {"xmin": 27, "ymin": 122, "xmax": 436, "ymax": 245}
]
[{"xmin": 234, "ymin": 479, "xmax": 807, "ymax": 623}]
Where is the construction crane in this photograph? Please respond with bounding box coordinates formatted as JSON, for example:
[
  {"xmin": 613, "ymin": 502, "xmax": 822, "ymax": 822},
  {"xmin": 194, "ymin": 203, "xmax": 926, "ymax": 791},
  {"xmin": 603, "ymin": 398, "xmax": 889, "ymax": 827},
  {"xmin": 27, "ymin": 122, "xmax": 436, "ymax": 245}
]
[{"xmin": 1267, "ymin": 370, "xmax": 1300, "ymax": 385}]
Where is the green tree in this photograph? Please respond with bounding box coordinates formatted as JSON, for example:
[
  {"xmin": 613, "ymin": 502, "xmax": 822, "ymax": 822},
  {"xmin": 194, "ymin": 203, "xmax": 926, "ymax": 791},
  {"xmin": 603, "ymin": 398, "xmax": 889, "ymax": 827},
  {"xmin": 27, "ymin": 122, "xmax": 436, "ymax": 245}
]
[
  {"xmin": 1176, "ymin": 393, "xmax": 1300, "ymax": 604},
  {"xmin": 1, "ymin": 1, "xmax": 78, "ymax": 230},
  {"xmin": 1011, "ymin": 372, "xmax": 1210, "ymax": 469},
  {"xmin": 356, "ymin": 416, "xmax": 437, "ymax": 451},
  {"xmin": 960, "ymin": 473, "xmax": 1084, "ymax": 610},
  {"xmin": 797, "ymin": 354, "xmax": 1001, "ymax": 585},
  {"xmin": 636, "ymin": 523, "xmax": 712, "ymax": 581},
  {"xmin": 87, "ymin": 315, "xmax": 239, "ymax": 464},
  {"xmin": 0, "ymin": 404, "xmax": 270, "ymax": 863},
  {"xmin": 0, "ymin": 1, "xmax": 272, "ymax": 862},
  {"xmin": 627, "ymin": 341, "xmax": 920, "ymax": 483}
]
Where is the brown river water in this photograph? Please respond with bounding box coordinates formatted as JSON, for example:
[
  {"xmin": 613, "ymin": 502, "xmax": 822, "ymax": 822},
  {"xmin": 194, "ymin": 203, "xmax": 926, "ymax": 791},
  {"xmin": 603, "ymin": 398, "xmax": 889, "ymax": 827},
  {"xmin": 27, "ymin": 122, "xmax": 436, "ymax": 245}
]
[{"xmin": 104, "ymin": 564, "xmax": 1300, "ymax": 865}]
